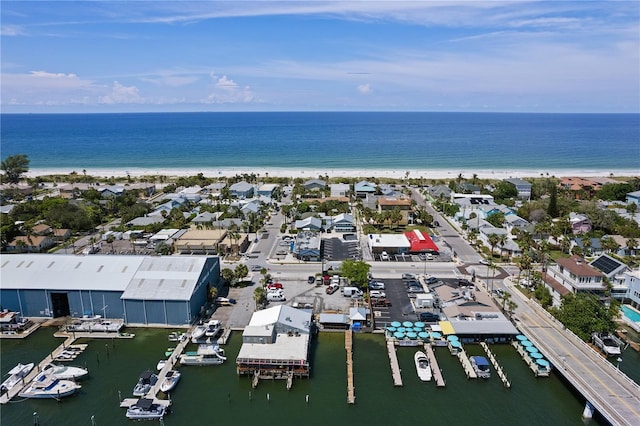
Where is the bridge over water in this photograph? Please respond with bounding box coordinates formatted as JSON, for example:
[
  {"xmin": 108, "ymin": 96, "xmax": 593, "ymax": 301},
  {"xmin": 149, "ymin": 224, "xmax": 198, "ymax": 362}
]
[{"xmin": 508, "ymin": 281, "xmax": 640, "ymax": 426}]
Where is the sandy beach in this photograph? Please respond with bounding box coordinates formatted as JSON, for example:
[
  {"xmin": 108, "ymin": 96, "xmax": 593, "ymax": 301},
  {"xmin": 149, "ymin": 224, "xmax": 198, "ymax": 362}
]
[{"xmin": 24, "ymin": 167, "xmax": 637, "ymax": 181}]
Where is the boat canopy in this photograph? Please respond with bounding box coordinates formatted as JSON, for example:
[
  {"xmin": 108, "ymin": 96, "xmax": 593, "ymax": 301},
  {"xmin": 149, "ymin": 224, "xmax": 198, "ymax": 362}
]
[
  {"xmin": 525, "ymin": 346, "xmax": 539, "ymax": 353},
  {"xmin": 535, "ymin": 359, "xmax": 550, "ymax": 367},
  {"xmin": 449, "ymin": 341, "xmax": 462, "ymax": 348},
  {"xmin": 386, "ymin": 326, "xmax": 397, "ymax": 332},
  {"xmin": 393, "ymin": 331, "xmax": 405, "ymax": 339},
  {"xmin": 418, "ymin": 332, "xmax": 430, "ymax": 339},
  {"xmin": 390, "ymin": 321, "xmax": 402, "ymax": 327},
  {"xmin": 520, "ymin": 340, "xmax": 533, "ymax": 347},
  {"xmin": 430, "ymin": 331, "xmax": 442, "ymax": 338},
  {"xmin": 414, "ymin": 321, "xmax": 425, "ymax": 328},
  {"xmin": 529, "ymin": 352, "xmax": 543, "ymax": 359},
  {"xmin": 473, "ymin": 356, "xmax": 490, "ymax": 366},
  {"xmin": 403, "ymin": 321, "xmax": 414, "ymax": 328},
  {"xmin": 515, "ymin": 335, "xmax": 528, "ymax": 341},
  {"xmin": 406, "ymin": 332, "xmax": 418, "ymax": 339},
  {"xmin": 136, "ymin": 398, "xmax": 154, "ymax": 410},
  {"xmin": 446, "ymin": 335, "xmax": 459, "ymax": 342}
]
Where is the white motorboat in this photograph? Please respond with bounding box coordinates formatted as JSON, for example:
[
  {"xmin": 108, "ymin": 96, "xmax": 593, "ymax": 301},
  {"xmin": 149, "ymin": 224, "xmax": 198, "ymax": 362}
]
[
  {"xmin": 160, "ymin": 370, "xmax": 181, "ymax": 393},
  {"xmin": 470, "ymin": 356, "xmax": 491, "ymax": 379},
  {"xmin": 1, "ymin": 362, "xmax": 34, "ymax": 392},
  {"xmin": 156, "ymin": 360, "xmax": 168, "ymax": 371},
  {"xmin": 126, "ymin": 398, "xmax": 166, "ymax": 420},
  {"xmin": 168, "ymin": 332, "xmax": 186, "ymax": 342},
  {"xmin": 133, "ymin": 370, "xmax": 158, "ymax": 397},
  {"xmin": 180, "ymin": 344, "xmax": 226, "ymax": 366},
  {"xmin": 414, "ymin": 351, "xmax": 432, "ymax": 382},
  {"xmin": 191, "ymin": 324, "xmax": 207, "ymax": 340},
  {"xmin": 592, "ymin": 332, "xmax": 623, "ymax": 356},
  {"xmin": 42, "ymin": 363, "xmax": 88, "ymax": 380},
  {"xmin": 205, "ymin": 319, "xmax": 221, "ymax": 337},
  {"xmin": 18, "ymin": 372, "xmax": 81, "ymax": 399}
]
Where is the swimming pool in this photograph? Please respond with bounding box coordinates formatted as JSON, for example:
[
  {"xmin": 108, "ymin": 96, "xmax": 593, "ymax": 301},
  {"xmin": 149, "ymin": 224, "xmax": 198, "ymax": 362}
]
[{"xmin": 621, "ymin": 305, "xmax": 640, "ymax": 322}]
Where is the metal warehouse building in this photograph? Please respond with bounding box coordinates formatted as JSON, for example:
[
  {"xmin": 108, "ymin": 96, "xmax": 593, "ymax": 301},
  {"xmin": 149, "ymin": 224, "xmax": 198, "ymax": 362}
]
[{"xmin": 0, "ymin": 254, "xmax": 221, "ymax": 326}]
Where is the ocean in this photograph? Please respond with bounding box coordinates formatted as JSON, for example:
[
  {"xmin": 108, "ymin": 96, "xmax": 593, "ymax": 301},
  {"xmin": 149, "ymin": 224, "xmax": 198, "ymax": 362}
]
[
  {"xmin": 0, "ymin": 327, "xmax": 610, "ymax": 426},
  {"xmin": 1, "ymin": 112, "xmax": 639, "ymax": 176}
]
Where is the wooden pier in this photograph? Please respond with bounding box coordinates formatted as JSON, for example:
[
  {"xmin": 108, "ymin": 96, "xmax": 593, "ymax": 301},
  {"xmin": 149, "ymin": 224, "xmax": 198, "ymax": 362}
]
[
  {"xmin": 480, "ymin": 342, "xmax": 511, "ymax": 388},
  {"xmin": 386, "ymin": 341, "xmax": 403, "ymax": 386},
  {"xmin": 457, "ymin": 349, "xmax": 477, "ymax": 379},
  {"xmin": 345, "ymin": 329, "xmax": 356, "ymax": 404},
  {"xmin": 423, "ymin": 344, "xmax": 445, "ymax": 387}
]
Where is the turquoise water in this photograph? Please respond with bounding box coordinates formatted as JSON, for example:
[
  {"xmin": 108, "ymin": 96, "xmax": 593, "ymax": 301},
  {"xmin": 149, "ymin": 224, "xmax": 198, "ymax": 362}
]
[
  {"xmin": 0, "ymin": 327, "xmax": 605, "ymax": 425},
  {"xmin": 1, "ymin": 112, "xmax": 639, "ymax": 173},
  {"xmin": 621, "ymin": 305, "xmax": 640, "ymax": 322}
]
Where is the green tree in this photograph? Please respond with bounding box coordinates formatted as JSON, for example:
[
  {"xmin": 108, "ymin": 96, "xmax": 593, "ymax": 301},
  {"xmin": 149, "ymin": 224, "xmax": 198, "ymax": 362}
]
[
  {"xmin": 234, "ymin": 264, "xmax": 249, "ymax": 283},
  {"xmin": 486, "ymin": 211, "xmax": 505, "ymax": 228},
  {"xmin": 253, "ymin": 287, "xmax": 266, "ymax": 309},
  {"xmin": 339, "ymin": 259, "xmax": 371, "ymax": 288},
  {"xmin": 1, "ymin": 154, "xmax": 30, "ymax": 184},
  {"xmin": 547, "ymin": 185, "xmax": 559, "ymax": 218},
  {"xmin": 221, "ymin": 268, "xmax": 235, "ymax": 285},
  {"xmin": 549, "ymin": 293, "xmax": 618, "ymax": 340},
  {"xmin": 533, "ymin": 284, "xmax": 552, "ymax": 308}
]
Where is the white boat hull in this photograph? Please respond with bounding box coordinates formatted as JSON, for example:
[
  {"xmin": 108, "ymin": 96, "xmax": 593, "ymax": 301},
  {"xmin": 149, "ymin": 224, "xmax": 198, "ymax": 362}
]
[
  {"xmin": 1, "ymin": 363, "xmax": 35, "ymax": 391},
  {"xmin": 160, "ymin": 370, "xmax": 181, "ymax": 393},
  {"xmin": 42, "ymin": 364, "xmax": 88, "ymax": 380},
  {"xmin": 18, "ymin": 373, "xmax": 81, "ymax": 399},
  {"xmin": 414, "ymin": 351, "xmax": 432, "ymax": 382}
]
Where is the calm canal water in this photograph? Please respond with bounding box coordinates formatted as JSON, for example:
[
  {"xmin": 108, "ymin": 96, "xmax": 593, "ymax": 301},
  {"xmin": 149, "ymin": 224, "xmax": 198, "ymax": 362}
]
[{"xmin": 0, "ymin": 327, "xmax": 617, "ymax": 425}]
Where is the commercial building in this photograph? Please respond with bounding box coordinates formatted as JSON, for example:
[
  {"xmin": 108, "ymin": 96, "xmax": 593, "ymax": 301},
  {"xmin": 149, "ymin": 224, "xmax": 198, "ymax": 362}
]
[{"xmin": 0, "ymin": 254, "xmax": 221, "ymax": 325}]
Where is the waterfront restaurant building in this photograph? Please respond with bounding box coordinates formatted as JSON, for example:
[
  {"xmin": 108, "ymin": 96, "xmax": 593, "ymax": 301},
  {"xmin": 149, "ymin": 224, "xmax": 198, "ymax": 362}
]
[
  {"xmin": 0, "ymin": 254, "xmax": 221, "ymax": 326},
  {"xmin": 236, "ymin": 305, "xmax": 312, "ymax": 380}
]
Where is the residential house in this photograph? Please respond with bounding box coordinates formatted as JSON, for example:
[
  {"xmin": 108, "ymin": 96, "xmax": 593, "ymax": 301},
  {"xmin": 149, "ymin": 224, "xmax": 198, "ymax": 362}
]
[
  {"xmin": 354, "ymin": 180, "xmax": 377, "ymax": 198},
  {"xmin": 303, "ymin": 179, "xmax": 326, "ymax": 191},
  {"xmin": 377, "ymin": 197, "xmax": 413, "ymax": 226},
  {"xmin": 569, "ymin": 212, "xmax": 592, "ymax": 234},
  {"xmin": 327, "ymin": 213, "xmax": 355, "ymax": 233},
  {"xmin": 330, "ymin": 183, "xmax": 350, "ymax": 198},
  {"xmin": 426, "ymin": 185, "xmax": 452, "ymax": 201},
  {"xmin": 203, "ymin": 182, "xmax": 226, "ymax": 196},
  {"xmin": 240, "ymin": 200, "xmax": 261, "ymax": 217},
  {"xmin": 558, "ymin": 177, "xmax": 603, "ymax": 199},
  {"xmin": 229, "ymin": 181, "xmax": 255, "ymax": 199},
  {"xmin": 589, "ymin": 254, "xmax": 631, "ymax": 300},
  {"xmin": 504, "ymin": 178, "xmax": 532, "ymax": 199},
  {"xmin": 571, "ymin": 237, "xmax": 603, "ymax": 256},
  {"xmin": 626, "ymin": 190, "xmax": 640, "ymax": 206},
  {"xmin": 53, "ymin": 228, "xmax": 72, "ymax": 241},
  {"xmin": 257, "ymin": 183, "xmax": 279, "ymax": 198},
  {"xmin": 32, "ymin": 223, "xmax": 53, "ymax": 236},
  {"xmin": 544, "ymin": 255, "xmax": 606, "ymax": 306},
  {"xmin": 478, "ymin": 226, "xmax": 522, "ymax": 257},
  {"xmin": 0, "ymin": 204, "xmax": 15, "ymax": 215},
  {"xmin": 99, "ymin": 185, "xmax": 125, "ymax": 198},
  {"xmin": 458, "ymin": 182, "xmax": 481, "ymax": 194},
  {"xmin": 503, "ymin": 214, "xmax": 532, "ymax": 234},
  {"xmin": 294, "ymin": 217, "xmax": 323, "ymax": 232},
  {"xmin": 6, "ymin": 235, "xmax": 56, "ymax": 253},
  {"xmin": 126, "ymin": 216, "xmax": 166, "ymax": 227},
  {"xmin": 622, "ymin": 269, "xmax": 640, "ymax": 312},
  {"xmin": 191, "ymin": 212, "xmax": 223, "ymax": 228}
]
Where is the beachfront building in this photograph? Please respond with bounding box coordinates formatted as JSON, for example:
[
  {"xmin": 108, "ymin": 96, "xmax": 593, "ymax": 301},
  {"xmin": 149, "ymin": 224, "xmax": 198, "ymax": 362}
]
[
  {"xmin": 229, "ymin": 181, "xmax": 255, "ymax": 199},
  {"xmin": 303, "ymin": 179, "xmax": 326, "ymax": 191},
  {"xmin": 236, "ymin": 305, "xmax": 312, "ymax": 380},
  {"xmin": 626, "ymin": 190, "xmax": 640, "ymax": 206},
  {"xmin": 504, "ymin": 178, "xmax": 532, "ymax": 200},
  {"xmin": 0, "ymin": 254, "xmax": 221, "ymax": 325},
  {"xmin": 257, "ymin": 183, "xmax": 279, "ymax": 198},
  {"xmin": 354, "ymin": 180, "xmax": 377, "ymax": 198},
  {"xmin": 367, "ymin": 233, "xmax": 410, "ymax": 256},
  {"xmin": 543, "ymin": 255, "xmax": 606, "ymax": 307},
  {"xmin": 404, "ymin": 229, "xmax": 439, "ymax": 254},
  {"xmin": 330, "ymin": 183, "xmax": 350, "ymax": 198}
]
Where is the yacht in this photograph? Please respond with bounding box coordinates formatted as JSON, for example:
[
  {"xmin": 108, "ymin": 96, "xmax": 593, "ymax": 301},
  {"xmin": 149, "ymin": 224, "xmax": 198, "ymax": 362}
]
[
  {"xmin": 191, "ymin": 324, "xmax": 207, "ymax": 341},
  {"xmin": 180, "ymin": 344, "xmax": 226, "ymax": 366},
  {"xmin": 18, "ymin": 371, "xmax": 81, "ymax": 399},
  {"xmin": 42, "ymin": 363, "xmax": 88, "ymax": 380},
  {"xmin": 125, "ymin": 398, "xmax": 166, "ymax": 420},
  {"xmin": 160, "ymin": 370, "xmax": 181, "ymax": 393},
  {"xmin": 470, "ymin": 356, "xmax": 491, "ymax": 379},
  {"xmin": 156, "ymin": 360, "xmax": 167, "ymax": 371},
  {"xmin": 414, "ymin": 351, "xmax": 432, "ymax": 382},
  {"xmin": 205, "ymin": 319, "xmax": 221, "ymax": 338},
  {"xmin": 1, "ymin": 362, "xmax": 34, "ymax": 393},
  {"xmin": 133, "ymin": 370, "xmax": 158, "ymax": 397}
]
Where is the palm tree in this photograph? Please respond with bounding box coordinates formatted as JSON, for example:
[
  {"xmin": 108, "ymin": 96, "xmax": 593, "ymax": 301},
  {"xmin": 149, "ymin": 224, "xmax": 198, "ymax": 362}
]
[
  {"xmin": 626, "ymin": 237, "xmax": 638, "ymax": 256},
  {"xmin": 106, "ymin": 234, "xmax": 115, "ymax": 254},
  {"xmin": 498, "ymin": 233, "xmax": 508, "ymax": 261},
  {"xmin": 488, "ymin": 233, "xmax": 501, "ymax": 260}
]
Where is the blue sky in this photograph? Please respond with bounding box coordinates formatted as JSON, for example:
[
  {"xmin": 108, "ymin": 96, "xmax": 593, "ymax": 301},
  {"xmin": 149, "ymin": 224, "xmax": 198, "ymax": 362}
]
[{"xmin": 1, "ymin": 1, "xmax": 638, "ymax": 113}]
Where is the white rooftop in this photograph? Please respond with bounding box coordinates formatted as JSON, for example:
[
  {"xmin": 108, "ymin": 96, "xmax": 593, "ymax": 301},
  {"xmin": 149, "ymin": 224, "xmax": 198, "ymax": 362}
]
[{"xmin": 367, "ymin": 233, "xmax": 409, "ymax": 248}]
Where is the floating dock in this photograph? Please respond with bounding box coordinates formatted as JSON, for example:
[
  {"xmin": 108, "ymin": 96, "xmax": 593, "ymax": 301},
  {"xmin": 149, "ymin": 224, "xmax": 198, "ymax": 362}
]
[
  {"xmin": 386, "ymin": 341, "xmax": 403, "ymax": 386},
  {"xmin": 345, "ymin": 329, "xmax": 356, "ymax": 404},
  {"xmin": 423, "ymin": 344, "xmax": 445, "ymax": 387},
  {"xmin": 457, "ymin": 349, "xmax": 477, "ymax": 379},
  {"xmin": 480, "ymin": 342, "xmax": 511, "ymax": 388}
]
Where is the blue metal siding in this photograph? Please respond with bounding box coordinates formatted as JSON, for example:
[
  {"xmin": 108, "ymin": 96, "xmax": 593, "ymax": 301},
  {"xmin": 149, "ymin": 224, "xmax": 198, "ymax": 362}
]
[
  {"xmin": 144, "ymin": 300, "xmax": 166, "ymax": 324},
  {"xmin": 165, "ymin": 301, "xmax": 190, "ymax": 325},
  {"xmin": 0, "ymin": 290, "xmax": 21, "ymax": 313},
  {"xmin": 124, "ymin": 300, "xmax": 145, "ymax": 324},
  {"xmin": 21, "ymin": 289, "xmax": 50, "ymax": 317},
  {"xmin": 66, "ymin": 291, "xmax": 83, "ymax": 318}
]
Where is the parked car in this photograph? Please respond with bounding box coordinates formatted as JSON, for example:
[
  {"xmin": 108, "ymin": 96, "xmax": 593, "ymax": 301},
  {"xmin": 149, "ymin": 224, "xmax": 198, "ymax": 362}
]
[
  {"xmin": 407, "ymin": 285, "xmax": 424, "ymax": 293},
  {"xmin": 419, "ymin": 312, "xmax": 440, "ymax": 322},
  {"xmin": 380, "ymin": 251, "xmax": 389, "ymax": 261},
  {"xmin": 479, "ymin": 258, "xmax": 490, "ymax": 265},
  {"xmin": 369, "ymin": 290, "xmax": 386, "ymax": 299},
  {"xmin": 402, "ymin": 273, "xmax": 416, "ymax": 281},
  {"xmin": 424, "ymin": 277, "xmax": 438, "ymax": 285},
  {"xmin": 371, "ymin": 298, "xmax": 392, "ymax": 307},
  {"xmin": 326, "ymin": 283, "xmax": 339, "ymax": 295},
  {"xmin": 267, "ymin": 283, "xmax": 283, "ymax": 290},
  {"xmin": 369, "ymin": 281, "xmax": 385, "ymax": 290},
  {"xmin": 251, "ymin": 265, "xmax": 263, "ymax": 272},
  {"xmin": 405, "ymin": 280, "xmax": 420, "ymax": 288},
  {"xmin": 308, "ymin": 276, "xmax": 315, "ymax": 284}
]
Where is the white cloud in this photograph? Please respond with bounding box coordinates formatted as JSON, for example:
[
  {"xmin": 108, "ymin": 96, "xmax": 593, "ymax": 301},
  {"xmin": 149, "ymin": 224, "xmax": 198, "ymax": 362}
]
[
  {"xmin": 99, "ymin": 81, "xmax": 143, "ymax": 104},
  {"xmin": 357, "ymin": 83, "xmax": 372, "ymax": 94},
  {"xmin": 140, "ymin": 75, "xmax": 199, "ymax": 87},
  {"xmin": 204, "ymin": 74, "xmax": 257, "ymax": 104},
  {"xmin": 1, "ymin": 25, "xmax": 26, "ymax": 36}
]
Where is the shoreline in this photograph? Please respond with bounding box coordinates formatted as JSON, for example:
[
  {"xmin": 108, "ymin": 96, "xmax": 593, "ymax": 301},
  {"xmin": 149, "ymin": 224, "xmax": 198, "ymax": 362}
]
[{"xmin": 24, "ymin": 167, "xmax": 638, "ymax": 180}]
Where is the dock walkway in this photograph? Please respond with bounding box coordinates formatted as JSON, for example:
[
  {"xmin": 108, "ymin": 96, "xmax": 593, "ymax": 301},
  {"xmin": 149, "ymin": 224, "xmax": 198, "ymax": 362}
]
[
  {"xmin": 386, "ymin": 341, "xmax": 403, "ymax": 386},
  {"xmin": 480, "ymin": 342, "xmax": 511, "ymax": 388},
  {"xmin": 345, "ymin": 330, "xmax": 355, "ymax": 404},
  {"xmin": 457, "ymin": 349, "xmax": 477, "ymax": 379},
  {"xmin": 424, "ymin": 344, "xmax": 445, "ymax": 387}
]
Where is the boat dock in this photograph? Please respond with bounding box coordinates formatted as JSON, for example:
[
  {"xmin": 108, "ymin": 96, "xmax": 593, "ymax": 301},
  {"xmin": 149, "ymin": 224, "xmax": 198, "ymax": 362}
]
[
  {"xmin": 480, "ymin": 342, "xmax": 511, "ymax": 388},
  {"xmin": 345, "ymin": 329, "xmax": 356, "ymax": 404},
  {"xmin": 217, "ymin": 327, "xmax": 232, "ymax": 345},
  {"xmin": 423, "ymin": 344, "xmax": 445, "ymax": 387},
  {"xmin": 386, "ymin": 341, "xmax": 403, "ymax": 386},
  {"xmin": 457, "ymin": 349, "xmax": 477, "ymax": 379}
]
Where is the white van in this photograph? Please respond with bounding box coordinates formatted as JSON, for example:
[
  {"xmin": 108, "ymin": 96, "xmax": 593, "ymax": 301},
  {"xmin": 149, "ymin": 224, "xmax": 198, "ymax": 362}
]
[
  {"xmin": 267, "ymin": 292, "xmax": 286, "ymax": 302},
  {"xmin": 380, "ymin": 251, "xmax": 389, "ymax": 261},
  {"xmin": 342, "ymin": 287, "xmax": 363, "ymax": 298}
]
